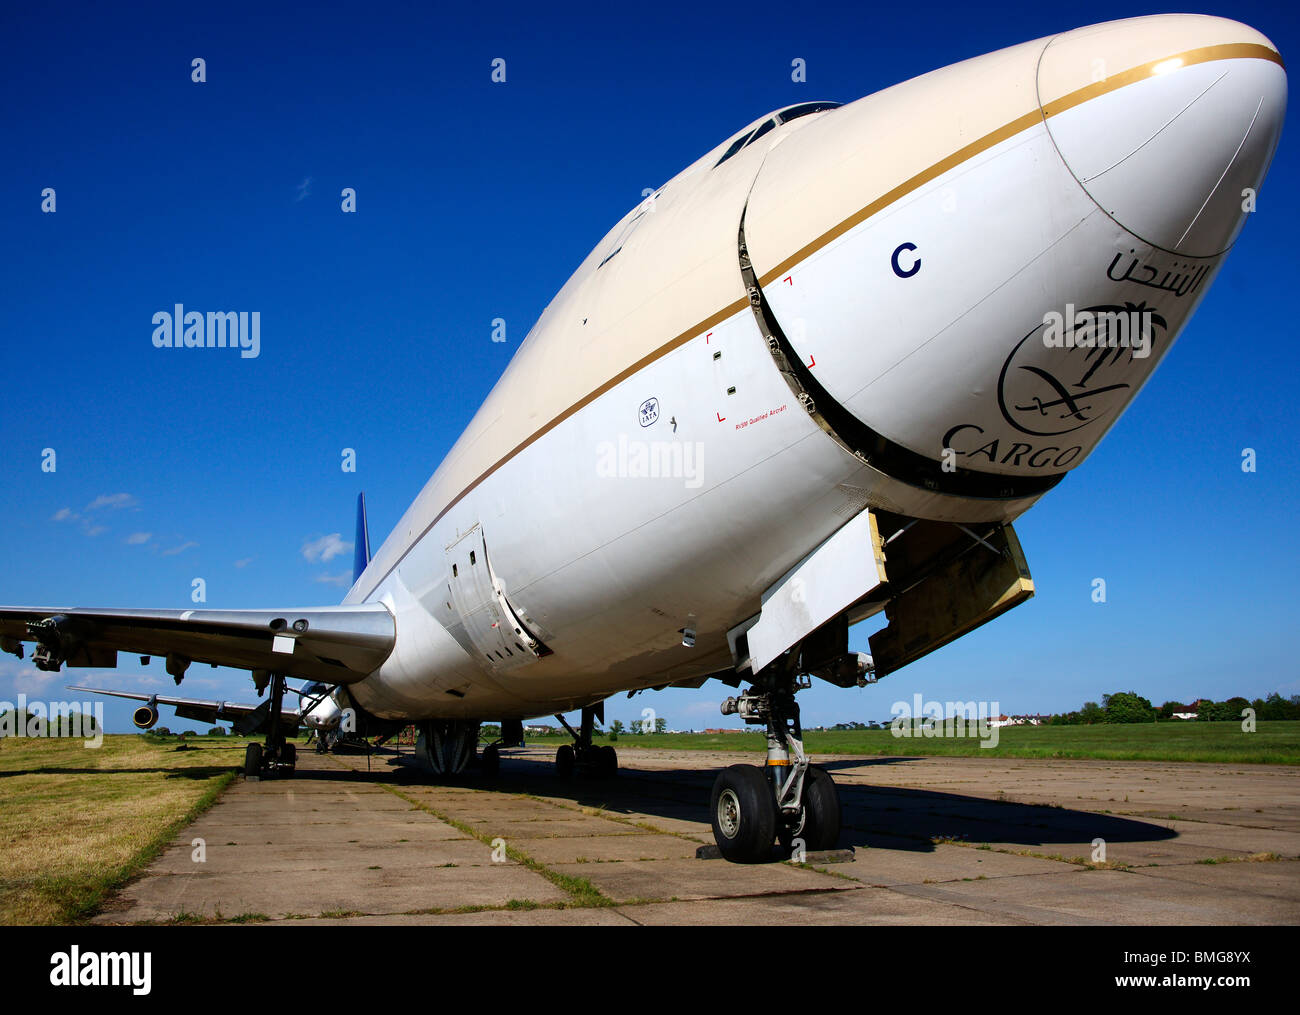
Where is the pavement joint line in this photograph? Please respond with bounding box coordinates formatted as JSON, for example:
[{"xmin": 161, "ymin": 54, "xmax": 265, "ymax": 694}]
[
  {"xmin": 882, "ymin": 882, "xmax": 1084, "ymax": 926},
  {"xmin": 837, "ymin": 823, "xmax": 1187, "ymax": 870},
  {"xmin": 368, "ymin": 764, "xmax": 713, "ymax": 844},
  {"xmin": 326, "ymin": 757, "xmax": 617, "ymax": 909},
  {"xmin": 514, "ymin": 788, "xmax": 708, "ymax": 844},
  {"xmin": 327, "ymin": 754, "xmax": 856, "ymax": 910},
  {"xmin": 1122, "ymin": 867, "xmax": 1300, "ymax": 905}
]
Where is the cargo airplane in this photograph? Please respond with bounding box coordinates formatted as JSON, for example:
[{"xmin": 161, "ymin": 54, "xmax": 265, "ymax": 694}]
[{"xmin": 1, "ymin": 14, "xmax": 1285, "ymax": 861}]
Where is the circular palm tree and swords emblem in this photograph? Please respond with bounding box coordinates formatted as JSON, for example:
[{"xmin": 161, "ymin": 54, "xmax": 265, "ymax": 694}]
[{"xmin": 997, "ymin": 302, "xmax": 1168, "ymax": 438}]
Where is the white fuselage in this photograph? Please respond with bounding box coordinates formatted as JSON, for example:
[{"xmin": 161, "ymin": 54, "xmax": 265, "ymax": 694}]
[{"xmin": 342, "ymin": 15, "xmax": 1285, "ymax": 722}]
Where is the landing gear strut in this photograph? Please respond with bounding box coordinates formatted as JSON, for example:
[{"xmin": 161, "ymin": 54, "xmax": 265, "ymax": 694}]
[
  {"xmin": 712, "ymin": 666, "xmax": 840, "ymax": 862},
  {"xmin": 554, "ymin": 705, "xmax": 617, "ymax": 779},
  {"xmin": 244, "ymin": 671, "xmax": 297, "ymax": 779}
]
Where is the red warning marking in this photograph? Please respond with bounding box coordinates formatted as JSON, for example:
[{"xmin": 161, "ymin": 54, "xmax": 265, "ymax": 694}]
[
  {"xmin": 716, "ymin": 412, "xmax": 726, "ymax": 422},
  {"xmin": 734, "ymin": 403, "xmax": 788, "ymax": 432},
  {"xmin": 783, "ymin": 276, "xmax": 792, "ymax": 285},
  {"xmin": 807, "ymin": 354, "xmax": 816, "ymax": 368},
  {"xmin": 706, "ymin": 331, "xmax": 713, "ymax": 343}
]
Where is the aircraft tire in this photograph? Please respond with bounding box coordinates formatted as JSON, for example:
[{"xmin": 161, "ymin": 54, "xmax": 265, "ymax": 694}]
[
  {"xmin": 779, "ymin": 765, "xmax": 841, "ymax": 853},
  {"xmin": 244, "ymin": 742, "xmax": 262, "ymax": 778},
  {"xmin": 555, "ymin": 743, "xmax": 575, "ymax": 778},
  {"xmin": 710, "ymin": 764, "xmax": 777, "ymax": 863}
]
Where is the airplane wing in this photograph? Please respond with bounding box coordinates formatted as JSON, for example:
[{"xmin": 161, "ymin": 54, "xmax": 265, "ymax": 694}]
[
  {"xmin": 67, "ymin": 684, "xmax": 304, "ymax": 734},
  {"xmin": 0, "ymin": 605, "xmax": 395, "ymax": 685}
]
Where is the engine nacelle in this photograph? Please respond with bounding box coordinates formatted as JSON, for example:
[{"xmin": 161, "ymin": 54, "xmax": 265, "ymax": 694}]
[{"xmin": 132, "ymin": 705, "xmax": 158, "ymax": 730}]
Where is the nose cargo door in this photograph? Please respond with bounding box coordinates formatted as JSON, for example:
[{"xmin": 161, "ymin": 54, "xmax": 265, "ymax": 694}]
[
  {"xmin": 865, "ymin": 511, "xmax": 1034, "ymax": 678},
  {"xmin": 731, "ymin": 509, "xmax": 1034, "ymax": 682}
]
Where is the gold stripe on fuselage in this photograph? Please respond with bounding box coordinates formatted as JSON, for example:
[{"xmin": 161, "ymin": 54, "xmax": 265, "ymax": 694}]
[
  {"xmin": 361, "ymin": 42, "xmax": 1282, "ymax": 596},
  {"xmin": 756, "ymin": 42, "xmax": 1282, "ymax": 288}
]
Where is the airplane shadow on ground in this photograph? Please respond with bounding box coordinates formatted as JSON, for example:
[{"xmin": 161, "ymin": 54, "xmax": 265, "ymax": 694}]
[
  {"xmin": 0, "ymin": 765, "xmax": 235, "ymax": 780},
  {"xmin": 363, "ymin": 750, "xmax": 1178, "ymax": 855},
  {"xmin": 31, "ymin": 748, "xmax": 1173, "ymax": 856}
]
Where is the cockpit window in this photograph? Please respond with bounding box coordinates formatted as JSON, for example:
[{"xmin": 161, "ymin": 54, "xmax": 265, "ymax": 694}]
[
  {"xmin": 777, "ymin": 101, "xmax": 841, "ymax": 123},
  {"xmin": 713, "ymin": 103, "xmax": 839, "ymax": 169},
  {"xmin": 714, "ymin": 118, "xmax": 776, "ymax": 168},
  {"xmin": 714, "ymin": 129, "xmax": 756, "ymax": 168}
]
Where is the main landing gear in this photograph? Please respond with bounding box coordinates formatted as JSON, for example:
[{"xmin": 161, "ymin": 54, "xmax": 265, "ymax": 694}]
[
  {"xmin": 243, "ymin": 671, "xmax": 297, "ymax": 779},
  {"xmin": 416, "ymin": 720, "xmax": 480, "ymax": 777},
  {"xmin": 711, "ymin": 668, "xmax": 840, "ymax": 863},
  {"xmin": 554, "ymin": 705, "xmax": 618, "ymax": 779}
]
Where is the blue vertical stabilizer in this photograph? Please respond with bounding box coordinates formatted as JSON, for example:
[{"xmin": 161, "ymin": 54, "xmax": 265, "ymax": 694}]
[{"xmin": 353, "ymin": 492, "xmax": 371, "ymax": 585}]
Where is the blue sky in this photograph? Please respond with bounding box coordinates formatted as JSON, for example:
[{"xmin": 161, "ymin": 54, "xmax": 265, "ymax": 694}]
[{"xmin": 1, "ymin": 0, "xmax": 1297, "ymax": 733}]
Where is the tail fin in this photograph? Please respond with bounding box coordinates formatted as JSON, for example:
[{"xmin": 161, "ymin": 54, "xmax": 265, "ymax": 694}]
[{"xmin": 353, "ymin": 492, "xmax": 372, "ymax": 585}]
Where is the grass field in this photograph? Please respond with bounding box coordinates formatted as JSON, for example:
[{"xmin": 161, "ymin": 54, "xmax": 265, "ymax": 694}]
[
  {"xmin": 559, "ymin": 721, "xmax": 1300, "ymax": 764},
  {"xmin": 0, "ymin": 734, "xmax": 254, "ymax": 925}
]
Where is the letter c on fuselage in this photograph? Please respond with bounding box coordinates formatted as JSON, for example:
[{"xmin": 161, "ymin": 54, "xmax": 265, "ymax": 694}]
[
  {"xmin": 942, "ymin": 423, "xmax": 982, "ymax": 451},
  {"xmin": 891, "ymin": 242, "xmax": 921, "ymax": 278}
]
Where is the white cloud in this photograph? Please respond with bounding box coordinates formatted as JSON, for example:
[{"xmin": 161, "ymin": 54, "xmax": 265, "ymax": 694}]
[
  {"xmin": 0, "ymin": 655, "xmax": 60, "ymax": 694},
  {"xmin": 51, "ymin": 494, "xmax": 141, "ymax": 539},
  {"xmin": 301, "ymin": 533, "xmax": 351, "ymax": 563},
  {"xmin": 50, "ymin": 506, "xmax": 111, "ymax": 537},
  {"xmin": 315, "ymin": 570, "xmax": 353, "ymax": 587},
  {"xmin": 126, "ymin": 532, "xmax": 151, "ymax": 545},
  {"xmin": 66, "ymin": 671, "xmax": 165, "ymax": 692},
  {"xmin": 295, "ymin": 176, "xmax": 313, "ymax": 202},
  {"xmin": 162, "ymin": 541, "xmax": 198, "ymax": 556},
  {"xmin": 234, "ymin": 557, "xmax": 253, "ymax": 568},
  {"xmin": 85, "ymin": 493, "xmax": 137, "ymax": 511}
]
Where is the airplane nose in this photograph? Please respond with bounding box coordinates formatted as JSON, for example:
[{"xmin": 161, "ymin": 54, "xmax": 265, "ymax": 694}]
[{"xmin": 1039, "ymin": 15, "xmax": 1286, "ymax": 257}]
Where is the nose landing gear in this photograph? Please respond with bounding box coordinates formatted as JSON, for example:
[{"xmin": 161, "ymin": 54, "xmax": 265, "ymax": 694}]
[{"xmin": 712, "ymin": 668, "xmax": 840, "ymax": 862}]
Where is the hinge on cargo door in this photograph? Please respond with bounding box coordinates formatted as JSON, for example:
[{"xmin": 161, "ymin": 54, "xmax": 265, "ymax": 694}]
[{"xmin": 486, "ymin": 551, "xmax": 553, "ymax": 659}]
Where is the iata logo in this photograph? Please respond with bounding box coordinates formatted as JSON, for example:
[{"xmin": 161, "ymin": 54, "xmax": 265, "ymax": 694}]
[
  {"xmin": 998, "ymin": 303, "xmax": 1167, "ymax": 437},
  {"xmin": 638, "ymin": 397, "xmax": 659, "ymax": 427}
]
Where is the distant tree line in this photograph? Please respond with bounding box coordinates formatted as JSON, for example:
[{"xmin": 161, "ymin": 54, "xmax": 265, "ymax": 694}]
[
  {"xmin": 0, "ymin": 708, "xmax": 100, "ymax": 737},
  {"xmin": 1047, "ymin": 691, "xmax": 1300, "ymax": 725}
]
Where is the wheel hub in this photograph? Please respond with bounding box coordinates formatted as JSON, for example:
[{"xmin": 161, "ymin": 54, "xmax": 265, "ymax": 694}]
[{"xmin": 717, "ymin": 787, "xmax": 742, "ymax": 839}]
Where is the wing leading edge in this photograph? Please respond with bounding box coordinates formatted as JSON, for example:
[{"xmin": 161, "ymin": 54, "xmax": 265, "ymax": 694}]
[
  {"xmin": 65, "ymin": 683, "xmax": 306, "ymax": 734},
  {"xmin": 0, "ymin": 605, "xmax": 394, "ymax": 685}
]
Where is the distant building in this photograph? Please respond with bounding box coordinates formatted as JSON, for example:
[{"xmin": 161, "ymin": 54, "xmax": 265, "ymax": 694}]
[{"xmin": 1171, "ymin": 700, "xmax": 1202, "ymax": 720}]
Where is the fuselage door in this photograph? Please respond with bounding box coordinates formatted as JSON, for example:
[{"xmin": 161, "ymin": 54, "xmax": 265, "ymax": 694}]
[{"xmin": 444, "ymin": 524, "xmax": 543, "ymax": 671}]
